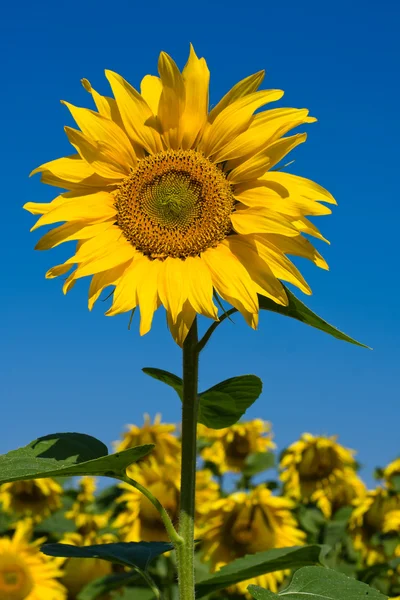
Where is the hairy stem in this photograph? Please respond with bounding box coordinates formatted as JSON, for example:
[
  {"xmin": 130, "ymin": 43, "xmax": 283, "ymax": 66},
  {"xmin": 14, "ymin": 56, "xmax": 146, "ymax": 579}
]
[{"xmin": 176, "ymin": 318, "xmax": 200, "ymax": 600}]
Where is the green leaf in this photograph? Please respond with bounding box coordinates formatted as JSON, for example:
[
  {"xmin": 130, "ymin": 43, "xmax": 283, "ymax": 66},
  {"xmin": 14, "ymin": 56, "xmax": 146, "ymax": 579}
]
[
  {"xmin": 0, "ymin": 433, "xmax": 153, "ymax": 484},
  {"xmin": 77, "ymin": 571, "xmax": 141, "ymax": 600},
  {"xmin": 143, "ymin": 369, "xmax": 262, "ymax": 429},
  {"xmin": 248, "ymin": 566, "xmax": 388, "ymax": 599},
  {"xmin": 195, "ymin": 545, "xmax": 328, "ymax": 598},
  {"xmin": 297, "ymin": 506, "xmax": 325, "ymax": 536},
  {"xmin": 42, "ymin": 541, "xmax": 173, "ymax": 570},
  {"xmin": 35, "ymin": 510, "xmax": 76, "ymax": 536},
  {"xmin": 198, "ymin": 375, "xmax": 262, "ymax": 428},
  {"xmin": 358, "ymin": 557, "xmax": 400, "ymax": 584},
  {"xmin": 242, "ymin": 452, "xmax": 275, "ymax": 477},
  {"xmin": 258, "ymin": 287, "xmax": 369, "ymax": 348},
  {"xmin": 390, "ymin": 474, "xmax": 400, "ymax": 493}
]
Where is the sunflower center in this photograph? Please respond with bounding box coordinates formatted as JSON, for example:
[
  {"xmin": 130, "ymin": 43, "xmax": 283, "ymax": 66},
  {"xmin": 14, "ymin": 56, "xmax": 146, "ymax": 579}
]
[
  {"xmin": 0, "ymin": 559, "xmax": 34, "ymax": 600},
  {"xmin": 116, "ymin": 150, "xmax": 234, "ymax": 259}
]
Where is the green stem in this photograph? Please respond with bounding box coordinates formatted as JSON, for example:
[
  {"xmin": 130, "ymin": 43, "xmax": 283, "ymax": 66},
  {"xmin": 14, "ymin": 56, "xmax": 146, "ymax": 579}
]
[
  {"xmin": 176, "ymin": 318, "xmax": 200, "ymax": 600},
  {"xmin": 121, "ymin": 474, "xmax": 183, "ymax": 546}
]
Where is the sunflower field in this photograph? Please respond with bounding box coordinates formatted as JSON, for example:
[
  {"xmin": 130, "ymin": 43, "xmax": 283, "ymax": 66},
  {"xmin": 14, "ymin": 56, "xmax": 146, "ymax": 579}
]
[{"xmin": 0, "ymin": 415, "xmax": 398, "ymax": 600}]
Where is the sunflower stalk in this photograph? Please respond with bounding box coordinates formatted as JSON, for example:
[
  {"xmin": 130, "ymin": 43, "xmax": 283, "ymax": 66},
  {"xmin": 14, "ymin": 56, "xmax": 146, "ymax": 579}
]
[{"xmin": 176, "ymin": 318, "xmax": 200, "ymax": 600}]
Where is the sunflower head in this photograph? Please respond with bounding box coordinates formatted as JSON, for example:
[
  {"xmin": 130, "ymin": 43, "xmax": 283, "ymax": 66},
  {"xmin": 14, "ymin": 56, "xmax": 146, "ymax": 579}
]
[
  {"xmin": 279, "ymin": 433, "xmax": 365, "ymax": 517},
  {"xmin": 59, "ymin": 532, "xmax": 116, "ymax": 599},
  {"xmin": 65, "ymin": 476, "xmax": 110, "ymax": 536},
  {"xmin": 200, "ymin": 486, "xmax": 305, "ymax": 594},
  {"xmin": 0, "ymin": 521, "xmax": 66, "ymax": 600},
  {"xmin": 0, "ymin": 478, "xmax": 63, "ymax": 521},
  {"xmin": 26, "ymin": 45, "xmax": 335, "ymax": 345},
  {"xmin": 349, "ymin": 488, "xmax": 400, "ymax": 566},
  {"xmin": 113, "ymin": 414, "xmax": 180, "ymax": 464},
  {"xmin": 383, "ymin": 458, "xmax": 400, "ymax": 489},
  {"xmin": 198, "ymin": 419, "xmax": 275, "ymax": 473}
]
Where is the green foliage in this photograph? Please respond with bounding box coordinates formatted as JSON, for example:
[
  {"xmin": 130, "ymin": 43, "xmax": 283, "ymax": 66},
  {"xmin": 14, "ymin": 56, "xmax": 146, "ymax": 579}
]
[
  {"xmin": 0, "ymin": 433, "xmax": 154, "ymax": 484},
  {"xmin": 258, "ymin": 287, "xmax": 368, "ymax": 348},
  {"xmin": 247, "ymin": 566, "xmax": 389, "ymax": 599},
  {"xmin": 77, "ymin": 571, "xmax": 141, "ymax": 600},
  {"xmin": 195, "ymin": 545, "xmax": 328, "ymax": 598},
  {"xmin": 242, "ymin": 452, "xmax": 275, "ymax": 477},
  {"xmin": 42, "ymin": 540, "xmax": 173, "ymax": 570},
  {"xmin": 143, "ymin": 367, "xmax": 262, "ymax": 428}
]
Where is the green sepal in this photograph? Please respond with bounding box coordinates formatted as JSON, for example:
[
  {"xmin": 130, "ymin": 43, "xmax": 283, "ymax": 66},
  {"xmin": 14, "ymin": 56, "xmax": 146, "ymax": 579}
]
[
  {"xmin": 0, "ymin": 433, "xmax": 153, "ymax": 484},
  {"xmin": 247, "ymin": 566, "xmax": 388, "ymax": 599},
  {"xmin": 258, "ymin": 287, "xmax": 369, "ymax": 348}
]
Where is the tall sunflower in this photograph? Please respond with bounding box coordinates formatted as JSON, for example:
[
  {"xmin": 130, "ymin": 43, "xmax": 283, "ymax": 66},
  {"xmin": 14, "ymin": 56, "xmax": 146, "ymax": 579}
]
[
  {"xmin": 0, "ymin": 478, "xmax": 63, "ymax": 521},
  {"xmin": 0, "ymin": 521, "xmax": 66, "ymax": 600},
  {"xmin": 279, "ymin": 433, "xmax": 365, "ymax": 517},
  {"xmin": 198, "ymin": 419, "xmax": 275, "ymax": 473},
  {"xmin": 113, "ymin": 414, "xmax": 180, "ymax": 464},
  {"xmin": 25, "ymin": 45, "xmax": 334, "ymax": 345},
  {"xmin": 65, "ymin": 477, "xmax": 110, "ymax": 536},
  {"xmin": 200, "ymin": 486, "xmax": 305, "ymax": 594}
]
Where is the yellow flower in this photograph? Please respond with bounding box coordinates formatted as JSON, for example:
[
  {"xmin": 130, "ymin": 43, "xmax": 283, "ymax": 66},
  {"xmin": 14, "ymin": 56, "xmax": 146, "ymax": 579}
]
[
  {"xmin": 383, "ymin": 458, "xmax": 400, "ymax": 488},
  {"xmin": 201, "ymin": 486, "xmax": 305, "ymax": 594},
  {"xmin": 349, "ymin": 488, "xmax": 400, "ymax": 565},
  {"xmin": 26, "ymin": 45, "xmax": 334, "ymax": 345},
  {"xmin": 0, "ymin": 479, "xmax": 63, "ymax": 521},
  {"xmin": 279, "ymin": 433, "xmax": 365, "ymax": 517},
  {"xmin": 0, "ymin": 521, "xmax": 66, "ymax": 600},
  {"xmin": 113, "ymin": 414, "xmax": 180, "ymax": 464},
  {"xmin": 59, "ymin": 532, "xmax": 116, "ymax": 599},
  {"xmin": 65, "ymin": 477, "xmax": 111, "ymax": 536},
  {"xmin": 198, "ymin": 420, "xmax": 275, "ymax": 473}
]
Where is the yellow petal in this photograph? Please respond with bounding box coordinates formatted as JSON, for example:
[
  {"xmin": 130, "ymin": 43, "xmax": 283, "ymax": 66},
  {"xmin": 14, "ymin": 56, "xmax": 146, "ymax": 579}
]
[
  {"xmin": 105, "ymin": 70, "xmax": 163, "ymax": 155},
  {"xmin": 208, "ymin": 70, "xmax": 265, "ymax": 123},
  {"xmin": 167, "ymin": 300, "xmax": 196, "ymax": 347},
  {"xmin": 262, "ymin": 133, "xmax": 307, "ymax": 170},
  {"xmin": 223, "ymin": 237, "xmax": 288, "ymax": 305},
  {"xmin": 35, "ymin": 221, "xmax": 112, "ymax": 250},
  {"xmin": 24, "ymin": 194, "xmax": 66, "ymax": 215},
  {"xmin": 74, "ymin": 238, "xmax": 137, "ymax": 278},
  {"xmin": 199, "ymin": 90, "xmax": 284, "ymax": 158},
  {"xmin": 158, "ymin": 257, "xmax": 187, "ymax": 324},
  {"xmin": 105, "ymin": 259, "xmax": 145, "ymax": 316},
  {"xmin": 136, "ymin": 259, "xmax": 161, "ymax": 336},
  {"xmin": 266, "ymin": 234, "xmax": 328, "ymax": 270},
  {"xmin": 30, "ymin": 192, "xmax": 116, "ymax": 231},
  {"xmin": 63, "ymin": 270, "xmax": 78, "ymax": 294},
  {"xmin": 157, "ymin": 52, "xmax": 186, "ymax": 149},
  {"xmin": 231, "ymin": 206, "xmax": 298, "ymax": 236},
  {"xmin": 292, "ymin": 216, "xmax": 330, "ymax": 243},
  {"xmin": 202, "ymin": 244, "xmax": 258, "ymax": 314},
  {"xmin": 67, "ymin": 226, "xmax": 125, "ymax": 264},
  {"xmin": 227, "ymin": 147, "xmax": 272, "ymax": 184},
  {"xmin": 30, "ymin": 155, "xmax": 95, "ymax": 182},
  {"xmin": 260, "ymin": 171, "xmax": 337, "ymax": 205},
  {"xmin": 184, "ymin": 257, "xmax": 218, "ymax": 320},
  {"xmin": 140, "ymin": 75, "xmax": 163, "ymax": 116},
  {"xmin": 180, "ymin": 44, "xmax": 210, "ymax": 149},
  {"xmin": 81, "ymin": 78, "xmax": 125, "ymax": 128},
  {"xmin": 214, "ymin": 108, "xmax": 313, "ymax": 163},
  {"xmin": 45, "ymin": 263, "xmax": 73, "ymax": 279},
  {"xmin": 89, "ymin": 264, "xmax": 128, "ymax": 310},
  {"xmin": 62, "ymin": 101, "xmax": 137, "ymax": 169},
  {"xmin": 65, "ymin": 127, "xmax": 130, "ymax": 179}
]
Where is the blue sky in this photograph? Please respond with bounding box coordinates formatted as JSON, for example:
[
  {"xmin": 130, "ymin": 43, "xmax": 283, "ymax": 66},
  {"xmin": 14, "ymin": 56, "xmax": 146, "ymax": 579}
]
[{"xmin": 1, "ymin": 0, "xmax": 398, "ymax": 487}]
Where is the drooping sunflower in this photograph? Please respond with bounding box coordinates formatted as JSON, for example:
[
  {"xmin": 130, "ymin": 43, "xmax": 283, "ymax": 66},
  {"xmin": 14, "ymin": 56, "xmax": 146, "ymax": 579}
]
[
  {"xmin": 200, "ymin": 486, "xmax": 305, "ymax": 594},
  {"xmin": 65, "ymin": 477, "xmax": 110, "ymax": 535},
  {"xmin": 198, "ymin": 419, "xmax": 275, "ymax": 473},
  {"xmin": 279, "ymin": 433, "xmax": 365, "ymax": 518},
  {"xmin": 0, "ymin": 521, "xmax": 66, "ymax": 600},
  {"xmin": 0, "ymin": 478, "xmax": 63, "ymax": 521},
  {"xmin": 383, "ymin": 458, "xmax": 400, "ymax": 489},
  {"xmin": 59, "ymin": 531, "xmax": 116, "ymax": 599},
  {"xmin": 349, "ymin": 488, "xmax": 400, "ymax": 566},
  {"xmin": 25, "ymin": 45, "xmax": 334, "ymax": 345},
  {"xmin": 113, "ymin": 414, "xmax": 180, "ymax": 464}
]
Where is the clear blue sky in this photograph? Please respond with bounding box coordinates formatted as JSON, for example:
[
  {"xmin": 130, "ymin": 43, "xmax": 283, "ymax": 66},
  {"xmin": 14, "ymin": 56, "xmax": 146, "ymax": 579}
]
[{"xmin": 1, "ymin": 0, "xmax": 398, "ymax": 487}]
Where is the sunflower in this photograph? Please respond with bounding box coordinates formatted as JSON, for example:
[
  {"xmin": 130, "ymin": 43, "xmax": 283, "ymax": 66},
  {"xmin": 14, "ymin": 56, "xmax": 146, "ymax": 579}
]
[
  {"xmin": 0, "ymin": 479, "xmax": 63, "ymax": 521},
  {"xmin": 198, "ymin": 419, "xmax": 275, "ymax": 473},
  {"xmin": 0, "ymin": 521, "xmax": 66, "ymax": 600},
  {"xmin": 279, "ymin": 433, "xmax": 365, "ymax": 518},
  {"xmin": 65, "ymin": 477, "xmax": 110, "ymax": 535},
  {"xmin": 59, "ymin": 531, "xmax": 116, "ymax": 599},
  {"xmin": 25, "ymin": 45, "xmax": 334, "ymax": 345},
  {"xmin": 113, "ymin": 414, "xmax": 180, "ymax": 464},
  {"xmin": 383, "ymin": 458, "xmax": 400, "ymax": 489},
  {"xmin": 200, "ymin": 486, "xmax": 305, "ymax": 594},
  {"xmin": 349, "ymin": 488, "xmax": 400, "ymax": 566}
]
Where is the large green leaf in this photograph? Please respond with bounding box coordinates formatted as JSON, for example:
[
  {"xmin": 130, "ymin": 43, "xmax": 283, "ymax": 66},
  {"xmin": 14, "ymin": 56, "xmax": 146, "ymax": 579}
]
[
  {"xmin": 258, "ymin": 288, "xmax": 368, "ymax": 348},
  {"xmin": 143, "ymin": 368, "xmax": 262, "ymax": 429},
  {"xmin": 0, "ymin": 433, "xmax": 153, "ymax": 484},
  {"xmin": 42, "ymin": 541, "xmax": 173, "ymax": 570},
  {"xmin": 195, "ymin": 545, "xmax": 327, "ymax": 598},
  {"xmin": 248, "ymin": 566, "xmax": 387, "ymax": 599}
]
